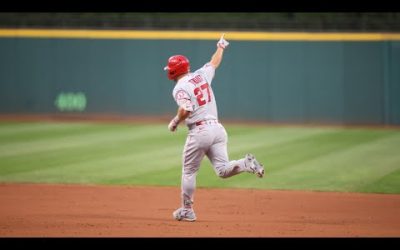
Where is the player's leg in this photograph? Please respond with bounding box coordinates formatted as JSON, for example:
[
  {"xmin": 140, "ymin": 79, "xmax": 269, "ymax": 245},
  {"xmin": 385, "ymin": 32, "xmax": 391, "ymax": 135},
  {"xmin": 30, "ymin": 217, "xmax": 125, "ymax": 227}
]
[
  {"xmin": 173, "ymin": 131, "xmax": 211, "ymax": 221},
  {"xmin": 180, "ymin": 134, "xmax": 207, "ymax": 208},
  {"xmin": 206, "ymin": 124, "xmax": 248, "ymax": 178},
  {"xmin": 207, "ymin": 124, "xmax": 264, "ymax": 178}
]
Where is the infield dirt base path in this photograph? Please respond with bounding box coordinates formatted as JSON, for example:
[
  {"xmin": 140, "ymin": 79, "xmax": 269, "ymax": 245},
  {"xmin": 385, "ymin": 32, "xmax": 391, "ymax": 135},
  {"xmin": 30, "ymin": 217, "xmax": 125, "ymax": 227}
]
[{"xmin": 0, "ymin": 183, "xmax": 399, "ymax": 237}]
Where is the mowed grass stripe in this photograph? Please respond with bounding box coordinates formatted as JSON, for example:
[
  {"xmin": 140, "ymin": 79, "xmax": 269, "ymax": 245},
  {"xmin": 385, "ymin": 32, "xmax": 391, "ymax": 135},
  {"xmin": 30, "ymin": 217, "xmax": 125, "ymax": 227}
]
[
  {"xmin": 71, "ymin": 127, "xmax": 324, "ymax": 185},
  {"xmin": 190, "ymin": 129, "xmax": 399, "ymax": 192},
  {"xmin": 256, "ymin": 129, "xmax": 393, "ymax": 172},
  {"xmin": 0, "ymin": 125, "xmax": 325, "ymax": 184},
  {"xmin": 0, "ymin": 126, "xmax": 184, "ymax": 176},
  {"xmin": 0, "ymin": 126, "xmax": 300, "ymax": 182},
  {"xmin": 0, "ymin": 124, "xmax": 168, "ymax": 157},
  {"xmin": 246, "ymin": 132, "xmax": 400, "ymax": 192},
  {"xmin": 225, "ymin": 129, "xmax": 391, "ymax": 180},
  {"xmin": 1, "ymin": 145, "xmax": 183, "ymax": 184},
  {"xmin": 0, "ymin": 122, "xmax": 399, "ymax": 194},
  {"xmin": 0, "ymin": 122, "xmax": 100, "ymax": 143},
  {"xmin": 108, "ymin": 125, "xmax": 398, "ymax": 193},
  {"xmin": 226, "ymin": 126, "xmax": 334, "ymax": 155},
  {"xmin": 0, "ymin": 122, "xmax": 92, "ymax": 136},
  {"xmin": 362, "ymin": 168, "xmax": 400, "ymax": 194},
  {"xmin": 271, "ymin": 136, "xmax": 400, "ymax": 192}
]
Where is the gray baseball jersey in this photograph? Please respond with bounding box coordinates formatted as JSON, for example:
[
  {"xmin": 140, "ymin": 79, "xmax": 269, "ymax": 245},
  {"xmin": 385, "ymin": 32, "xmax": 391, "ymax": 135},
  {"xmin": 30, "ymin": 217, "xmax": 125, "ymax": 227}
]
[
  {"xmin": 171, "ymin": 62, "xmax": 250, "ymax": 211},
  {"xmin": 172, "ymin": 63, "xmax": 217, "ymax": 126}
]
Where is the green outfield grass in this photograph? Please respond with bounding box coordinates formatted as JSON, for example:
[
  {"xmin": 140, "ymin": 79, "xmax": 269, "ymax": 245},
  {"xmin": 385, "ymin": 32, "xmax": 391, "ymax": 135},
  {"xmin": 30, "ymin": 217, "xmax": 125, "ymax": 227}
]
[{"xmin": 0, "ymin": 121, "xmax": 399, "ymax": 194}]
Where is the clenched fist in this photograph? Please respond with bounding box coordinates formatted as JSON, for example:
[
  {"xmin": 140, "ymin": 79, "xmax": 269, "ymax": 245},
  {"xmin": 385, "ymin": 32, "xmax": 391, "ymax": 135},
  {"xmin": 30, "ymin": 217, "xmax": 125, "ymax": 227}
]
[
  {"xmin": 168, "ymin": 116, "xmax": 180, "ymax": 132},
  {"xmin": 217, "ymin": 33, "xmax": 229, "ymax": 49}
]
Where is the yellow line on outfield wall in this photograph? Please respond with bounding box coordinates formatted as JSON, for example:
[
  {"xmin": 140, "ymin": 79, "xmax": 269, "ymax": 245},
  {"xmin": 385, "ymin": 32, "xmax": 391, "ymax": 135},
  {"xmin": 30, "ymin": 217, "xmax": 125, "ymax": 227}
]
[{"xmin": 1, "ymin": 29, "xmax": 400, "ymax": 41}]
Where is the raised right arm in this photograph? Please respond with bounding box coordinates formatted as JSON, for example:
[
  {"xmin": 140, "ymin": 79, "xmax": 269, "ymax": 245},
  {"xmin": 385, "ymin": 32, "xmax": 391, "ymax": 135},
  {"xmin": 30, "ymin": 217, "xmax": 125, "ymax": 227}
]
[{"xmin": 209, "ymin": 34, "xmax": 229, "ymax": 69}]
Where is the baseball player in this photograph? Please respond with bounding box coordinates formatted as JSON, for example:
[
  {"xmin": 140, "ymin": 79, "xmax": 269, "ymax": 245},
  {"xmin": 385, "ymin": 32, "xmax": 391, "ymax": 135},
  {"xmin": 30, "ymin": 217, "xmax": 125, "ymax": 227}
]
[{"xmin": 164, "ymin": 34, "xmax": 265, "ymax": 222}]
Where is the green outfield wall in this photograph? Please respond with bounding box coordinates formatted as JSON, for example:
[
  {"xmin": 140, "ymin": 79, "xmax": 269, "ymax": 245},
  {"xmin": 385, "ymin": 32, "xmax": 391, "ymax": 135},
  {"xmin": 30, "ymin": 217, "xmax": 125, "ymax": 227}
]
[{"xmin": 0, "ymin": 30, "xmax": 399, "ymax": 125}]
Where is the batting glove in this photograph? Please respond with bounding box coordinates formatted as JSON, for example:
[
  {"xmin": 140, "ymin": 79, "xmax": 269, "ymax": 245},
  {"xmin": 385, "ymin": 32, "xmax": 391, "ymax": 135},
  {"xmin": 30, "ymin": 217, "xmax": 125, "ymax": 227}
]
[
  {"xmin": 168, "ymin": 116, "xmax": 180, "ymax": 132},
  {"xmin": 217, "ymin": 33, "xmax": 229, "ymax": 49}
]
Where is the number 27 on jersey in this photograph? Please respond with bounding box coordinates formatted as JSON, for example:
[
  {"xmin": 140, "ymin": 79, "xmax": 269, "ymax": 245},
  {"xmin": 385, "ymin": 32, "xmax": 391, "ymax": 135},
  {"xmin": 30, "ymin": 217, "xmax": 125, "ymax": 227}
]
[{"xmin": 194, "ymin": 83, "xmax": 212, "ymax": 106}]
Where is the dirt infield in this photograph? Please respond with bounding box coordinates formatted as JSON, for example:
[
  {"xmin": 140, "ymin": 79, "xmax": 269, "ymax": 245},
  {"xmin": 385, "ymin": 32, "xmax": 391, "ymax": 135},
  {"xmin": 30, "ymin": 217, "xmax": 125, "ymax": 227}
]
[{"xmin": 0, "ymin": 184, "xmax": 399, "ymax": 237}]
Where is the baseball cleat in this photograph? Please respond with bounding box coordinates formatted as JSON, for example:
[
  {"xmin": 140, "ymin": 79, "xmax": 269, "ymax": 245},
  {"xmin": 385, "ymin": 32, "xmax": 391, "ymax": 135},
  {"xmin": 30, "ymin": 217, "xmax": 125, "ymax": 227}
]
[
  {"xmin": 245, "ymin": 153, "xmax": 265, "ymax": 178},
  {"xmin": 172, "ymin": 208, "xmax": 197, "ymax": 222}
]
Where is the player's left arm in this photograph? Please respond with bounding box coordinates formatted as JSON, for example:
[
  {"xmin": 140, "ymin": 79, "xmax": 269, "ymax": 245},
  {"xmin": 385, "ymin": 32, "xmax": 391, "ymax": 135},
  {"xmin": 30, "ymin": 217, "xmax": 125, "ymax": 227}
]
[
  {"xmin": 177, "ymin": 106, "xmax": 191, "ymax": 121},
  {"xmin": 168, "ymin": 107, "xmax": 191, "ymax": 132},
  {"xmin": 169, "ymin": 89, "xmax": 193, "ymax": 132}
]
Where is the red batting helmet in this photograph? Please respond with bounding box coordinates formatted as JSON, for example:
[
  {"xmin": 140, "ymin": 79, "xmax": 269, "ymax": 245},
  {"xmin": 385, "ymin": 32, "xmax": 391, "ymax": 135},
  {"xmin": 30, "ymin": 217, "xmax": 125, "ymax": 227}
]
[{"xmin": 163, "ymin": 55, "xmax": 190, "ymax": 80}]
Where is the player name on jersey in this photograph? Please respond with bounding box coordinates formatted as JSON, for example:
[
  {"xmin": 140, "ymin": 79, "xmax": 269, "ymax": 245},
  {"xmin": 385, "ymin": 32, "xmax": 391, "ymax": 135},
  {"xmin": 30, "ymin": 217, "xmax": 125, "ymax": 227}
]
[{"xmin": 189, "ymin": 75, "xmax": 203, "ymax": 85}]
